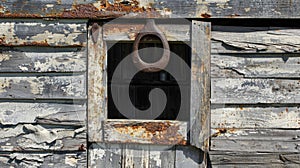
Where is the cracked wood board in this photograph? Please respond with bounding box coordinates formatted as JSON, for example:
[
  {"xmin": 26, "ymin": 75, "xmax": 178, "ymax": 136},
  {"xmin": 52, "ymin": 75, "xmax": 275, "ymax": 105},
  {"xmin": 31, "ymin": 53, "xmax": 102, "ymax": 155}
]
[
  {"xmin": 0, "ymin": 124, "xmax": 85, "ymax": 151},
  {"xmin": 211, "ymin": 106, "xmax": 300, "ymax": 129},
  {"xmin": 0, "ymin": 152, "xmax": 86, "ymax": 167},
  {"xmin": 0, "ymin": 47, "xmax": 86, "ymax": 72},
  {"xmin": 212, "ymin": 26, "xmax": 300, "ymax": 53},
  {"xmin": 211, "ymin": 129, "xmax": 300, "ymax": 153},
  {"xmin": 0, "ymin": 102, "xmax": 86, "ymax": 126},
  {"xmin": 210, "ymin": 151, "xmax": 300, "ymax": 166},
  {"xmin": 0, "ymin": 74, "xmax": 86, "ymax": 99},
  {"xmin": 211, "ymin": 53, "xmax": 300, "ymax": 78},
  {"xmin": 0, "ymin": 20, "xmax": 86, "ymax": 47},
  {"xmin": 211, "ymin": 78, "xmax": 300, "ymax": 104}
]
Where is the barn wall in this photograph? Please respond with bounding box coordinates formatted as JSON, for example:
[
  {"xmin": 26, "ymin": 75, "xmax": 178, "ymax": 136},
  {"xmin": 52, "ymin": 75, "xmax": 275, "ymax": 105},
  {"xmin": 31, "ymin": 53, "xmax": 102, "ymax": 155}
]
[
  {"xmin": 210, "ymin": 25, "xmax": 300, "ymax": 167},
  {"xmin": 0, "ymin": 19, "xmax": 87, "ymax": 167}
]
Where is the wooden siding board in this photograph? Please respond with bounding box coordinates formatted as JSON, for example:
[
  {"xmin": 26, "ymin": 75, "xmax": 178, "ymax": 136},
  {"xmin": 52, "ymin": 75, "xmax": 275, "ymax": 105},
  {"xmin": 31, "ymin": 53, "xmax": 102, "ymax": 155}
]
[
  {"xmin": 103, "ymin": 120, "xmax": 187, "ymax": 145},
  {"xmin": 211, "ymin": 54, "xmax": 300, "ymax": 78},
  {"xmin": 0, "ymin": 48, "xmax": 86, "ymax": 72},
  {"xmin": 211, "ymin": 78, "xmax": 300, "ymax": 104},
  {"xmin": 175, "ymin": 146, "xmax": 206, "ymax": 168},
  {"xmin": 211, "ymin": 106, "xmax": 300, "ymax": 129},
  {"xmin": 0, "ymin": 152, "xmax": 86, "ymax": 167},
  {"xmin": 211, "ymin": 129, "xmax": 300, "ymax": 152},
  {"xmin": 149, "ymin": 145, "xmax": 175, "ymax": 168},
  {"xmin": 212, "ymin": 27, "xmax": 300, "ymax": 54},
  {"xmin": 0, "ymin": 124, "xmax": 85, "ymax": 151},
  {"xmin": 190, "ymin": 20, "xmax": 211, "ymax": 151},
  {"xmin": 0, "ymin": 74, "xmax": 86, "ymax": 99},
  {"xmin": 89, "ymin": 143, "xmax": 122, "ymax": 168},
  {"xmin": 0, "ymin": 21, "xmax": 86, "ymax": 47},
  {"xmin": 0, "ymin": 102, "xmax": 86, "ymax": 126},
  {"xmin": 1, "ymin": 0, "xmax": 300, "ymax": 18}
]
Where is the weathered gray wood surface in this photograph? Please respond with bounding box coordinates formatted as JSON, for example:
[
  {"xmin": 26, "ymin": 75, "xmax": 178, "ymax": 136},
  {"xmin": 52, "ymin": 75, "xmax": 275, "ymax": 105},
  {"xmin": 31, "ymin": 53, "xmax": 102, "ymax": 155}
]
[
  {"xmin": 210, "ymin": 151, "xmax": 300, "ymax": 167},
  {"xmin": 89, "ymin": 143, "xmax": 205, "ymax": 168},
  {"xmin": 190, "ymin": 20, "xmax": 211, "ymax": 151},
  {"xmin": 0, "ymin": 48, "xmax": 86, "ymax": 72},
  {"xmin": 0, "ymin": 74, "xmax": 86, "ymax": 99},
  {"xmin": 212, "ymin": 53, "xmax": 300, "ymax": 78},
  {"xmin": 211, "ymin": 106, "xmax": 300, "ymax": 129},
  {"xmin": 0, "ymin": 21, "xmax": 86, "ymax": 46},
  {"xmin": 1, "ymin": 0, "xmax": 300, "ymax": 18},
  {"xmin": 0, "ymin": 152, "xmax": 86, "ymax": 167},
  {"xmin": 88, "ymin": 23, "xmax": 107, "ymax": 142},
  {"xmin": 212, "ymin": 27, "xmax": 300, "ymax": 53},
  {"xmin": 103, "ymin": 120, "xmax": 187, "ymax": 145},
  {"xmin": 0, "ymin": 124, "xmax": 85, "ymax": 151},
  {"xmin": 212, "ymin": 78, "xmax": 300, "ymax": 104},
  {"xmin": 0, "ymin": 102, "xmax": 85, "ymax": 126}
]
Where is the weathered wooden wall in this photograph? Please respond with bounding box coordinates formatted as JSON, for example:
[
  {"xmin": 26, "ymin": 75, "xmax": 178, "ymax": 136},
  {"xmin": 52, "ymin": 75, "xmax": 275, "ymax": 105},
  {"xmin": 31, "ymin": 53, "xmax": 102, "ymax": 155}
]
[
  {"xmin": 210, "ymin": 26, "xmax": 300, "ymax": 167},
  {"xmin": 0, "ymin": 19, "xmax": 87, "ymax": 167}
]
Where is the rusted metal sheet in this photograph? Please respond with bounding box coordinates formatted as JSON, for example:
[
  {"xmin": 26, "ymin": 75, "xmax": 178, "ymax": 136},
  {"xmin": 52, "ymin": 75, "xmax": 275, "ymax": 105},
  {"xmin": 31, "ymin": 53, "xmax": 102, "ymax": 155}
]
[
  {"xmin": 0, "ymin": 21, "xmax": 86, "ymax": 46},
  {"xmin": 103, "ymin": 120, "xmax": 187, "ymax": 145}
]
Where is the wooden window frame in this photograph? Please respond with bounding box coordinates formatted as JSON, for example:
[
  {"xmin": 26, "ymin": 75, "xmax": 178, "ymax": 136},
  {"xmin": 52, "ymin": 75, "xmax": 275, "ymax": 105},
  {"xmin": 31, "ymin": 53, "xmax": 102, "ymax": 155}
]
[{"xmin": 88, "ymin": 19, "xmax": 210, "ymax": 150}]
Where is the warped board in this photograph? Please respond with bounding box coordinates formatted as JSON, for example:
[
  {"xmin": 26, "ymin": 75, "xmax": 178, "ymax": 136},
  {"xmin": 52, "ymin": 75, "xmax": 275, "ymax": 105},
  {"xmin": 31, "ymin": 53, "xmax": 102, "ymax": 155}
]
[
  {"xmin": 211, "ymin": 53, "xmax": 300, "ymax": 78},
  {"xmin": 212, "ymin": 27, "xmax": 300, "ymax": 53},
  {"xmin": 0, "ymin": 102, "xmax": 86, "ymax": 126},
  {"xmin": 0, "ymin": 48, "xmax": 86, "ymax": 72},
  {"xmin": 0, "ymin": 124, "xmax": 85, "ymax": 151},
  {"xmin": 0, "ymin": 21, "xmax": 86, "ymax": 46},
  {"xmin": 211, "ymin": 129, "xmax": 300, "ymax": 152},
  {"xmin": 211, "ymin": 78, "xmax": 300, "ymax": 104},
  {"xmin": 0, "ymin": 152, "xmax": 86, "ymax": 167},
  {"xmin": 0, "ymin": 74, "xmax": 86, "ymax": 99},
  {"xmin": 211, "ymin": 106, "xmax": 300, "ymax": 129}
]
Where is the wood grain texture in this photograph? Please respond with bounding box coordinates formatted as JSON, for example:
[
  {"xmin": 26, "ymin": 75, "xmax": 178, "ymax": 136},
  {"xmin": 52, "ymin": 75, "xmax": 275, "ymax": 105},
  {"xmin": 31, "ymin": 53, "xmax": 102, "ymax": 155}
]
[
  {"xmin": 211, "ymin": 129, "xmax": 300, "ymax": 152},
  {"xmin": 210, "ymin": 151, "xmax": 300, "ymax": 167},
  {"xmin": 0, "ymin": 47, "xmax": 86, "ymax": 72},
  {"xmin": 190, "ymin": 20, "xmax": 211, "ymax": 151},
  {"xmin": 0, "ymin": 152, "xmax": 86, "ymax": 167},
  {"xmin": 103, "ymin": 22, "xmax": 190, "ymax": 42},
  {"xmin": 0, "ymin": 102, "xmax": 86, "ymax": 126},
  {"xmin": 0, "ymin": 74, "xmax": 86, "ymax": 99},
  {"xmin": 212, "ymin": 27, "xmax": 300, "ymax": 53},
  {"xmin": 0, "ymin": 20, "xmax": 86, "ymax": 46},
  {"xmin": 88, "ymin": 23, "xmax": 107, "ymax": 142},
  {"xmin": 175, "ymin": 146, "xmax": 206, "ymax": 168},
  {"xmin": 211, "ymin": 106, "xmax": 300, "ymax": 129},
  {"xmin": 1, "ymin": 0, "xmax": 300, "ymax": 18},
  {"xmin": 211, "ymin": 53, "xmax": 300, "ymax": 78},
  {"xmin": 103, "ymin": 120, "xmax": 187, "ymax": 145},
  {"xmin": 89, "ymin": 143, "xmax": 122, "ymax": 168},
  {"xmin": 0, "ymin": 124, "xmax": 85, "ymax": 151},
  {"xmin": 211, "ymin": 78, "xmax": 300, "ymax": 104}
]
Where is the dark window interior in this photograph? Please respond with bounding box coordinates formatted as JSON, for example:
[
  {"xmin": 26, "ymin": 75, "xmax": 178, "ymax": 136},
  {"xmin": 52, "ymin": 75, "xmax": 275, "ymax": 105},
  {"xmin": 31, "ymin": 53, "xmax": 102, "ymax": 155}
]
[{"xmin": 107, "ymin": 38, "xmax": 191, "ymax": 120}]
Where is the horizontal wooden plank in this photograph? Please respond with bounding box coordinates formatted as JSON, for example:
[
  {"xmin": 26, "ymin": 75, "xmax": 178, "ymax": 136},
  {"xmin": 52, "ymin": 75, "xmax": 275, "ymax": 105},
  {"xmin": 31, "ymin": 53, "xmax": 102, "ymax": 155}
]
[
  {"xmin": 0, "ymin": 48, "xmax": 86, "ymax": 72},
  {"xmin": 0, "ymin": 124, "xmax": 85, "ymax": 151},
  {"xmin": 0, "ymin": 102, "xmax": 86, "ymax": 125},
  {"xmin": 211, "ymin": 54, "xmax": 300, "ymax": 78},
  {"xmin": 0, "ymin": 74, "xmax": 86, "ymax": 99},
  {"xmin": 103, "ymin": 120, "xmax": 187, "ymax": 145},
  {"xmin": 103, "ymin": 23, "xmax": 190, "ymax": 41},
  {"xmin": 211, "ymin": 106, "xmax": 300, "ymax": 129},
  {"xmin": 1, "ymin": 0, "xmax": 300, "ymax": 18},
  {"xmin": 211, "ymin": 129, "xmax": 300, "ymax": 152},
  {"xmin": 212, "ymin": 27, "xmax": 300, "ymax": 53},
  {"xmin": 0, "ymin": 21, "xmax": 86, "ymax": 46},
  {"xmin": 210, "ymin": 151, "xmax": 300, "ymax": 165},
  {"xmin": 0, "ymin": 152, "xmax": 86, "ymax": 167},
  {"xmin": 211, "ymin": 78, "xmax": 300, "ymax": 104}
]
